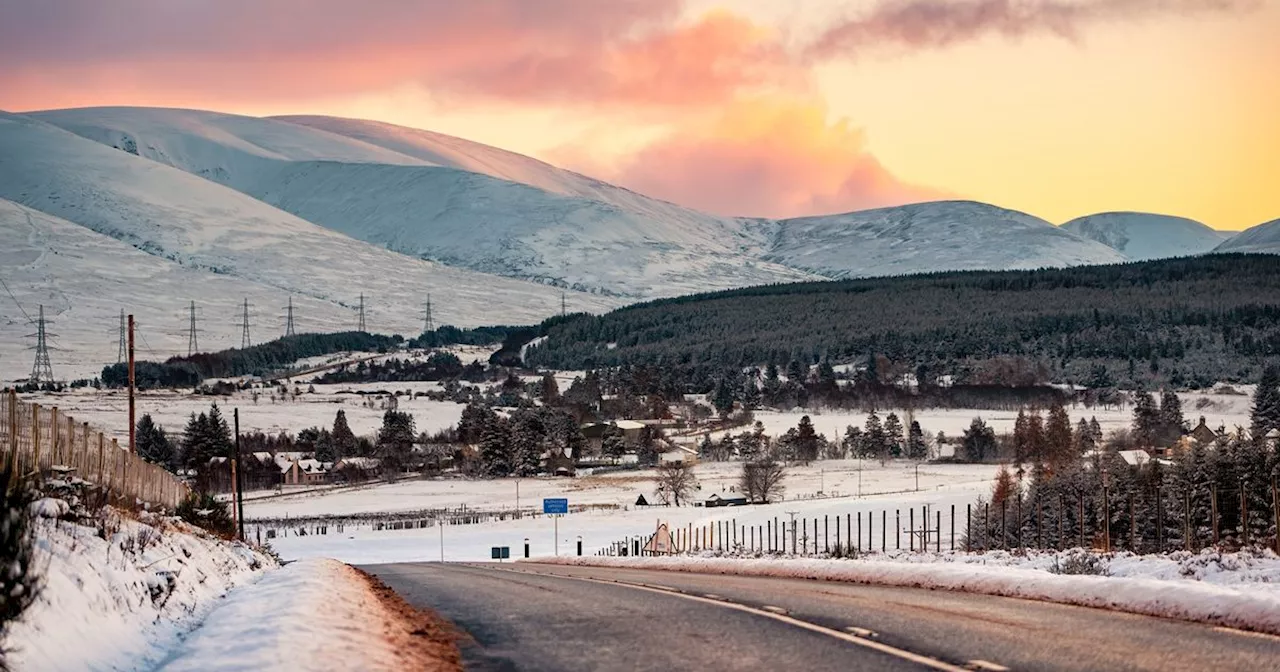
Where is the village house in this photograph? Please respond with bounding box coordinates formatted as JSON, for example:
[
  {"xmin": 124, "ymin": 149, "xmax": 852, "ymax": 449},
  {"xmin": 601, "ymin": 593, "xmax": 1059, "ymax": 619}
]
[{"xmin": 282, "ymin": 458, "xmax": 330, "ymax": 486}]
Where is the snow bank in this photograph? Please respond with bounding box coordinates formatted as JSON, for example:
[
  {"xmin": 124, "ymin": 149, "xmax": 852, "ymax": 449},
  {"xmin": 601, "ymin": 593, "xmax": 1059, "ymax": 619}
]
[
  {"xmin": 156, "ymin": 558, "xmax": 454, "ymax": 671},
  {"xmin": 7, "ymin": 505, "xmax": 273, "ymax": 671},
  {"xmin": 536, "ymin": 547, "xmax": 1280, "ymax": 635}
]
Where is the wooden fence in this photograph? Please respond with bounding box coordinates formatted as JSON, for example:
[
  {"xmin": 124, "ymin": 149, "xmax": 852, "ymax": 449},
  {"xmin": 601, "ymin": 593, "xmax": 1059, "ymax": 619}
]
[{"xmin": 1, "ymin": 389, "xmax": 190, "ymax": 510}]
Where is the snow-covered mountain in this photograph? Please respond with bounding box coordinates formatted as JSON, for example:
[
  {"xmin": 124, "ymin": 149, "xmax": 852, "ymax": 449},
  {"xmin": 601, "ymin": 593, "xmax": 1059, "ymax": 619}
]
[
  {"xmin": 1213, "ymin": 218, "xmax": 1280, "ymax": 255},
  {"xmin": 1060, "ymin": 212, "xmax": 1227, "ymax": 261},
  {"xmin": 762, "ymin": 201, "xmax": 1127, "ymax": 278},
  {"xmin": 33, "ymin": 107, "xmax": 817, "ymax": 298},
  {"xmin": 0, "ymin": 111, "xmax": 621, "ymax": 381}
]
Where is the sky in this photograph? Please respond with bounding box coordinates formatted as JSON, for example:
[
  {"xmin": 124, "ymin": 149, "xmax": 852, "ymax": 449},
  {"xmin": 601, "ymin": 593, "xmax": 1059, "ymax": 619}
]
[{"xmin": 1, "ymin": 0, "xmax": 1276, "ymax": 230}]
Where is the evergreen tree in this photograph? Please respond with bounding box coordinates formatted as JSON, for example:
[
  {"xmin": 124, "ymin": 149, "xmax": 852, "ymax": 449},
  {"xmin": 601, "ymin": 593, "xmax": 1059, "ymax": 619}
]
[
  {"xmin": 906, "ymin": 420, "xmax": 927, "ymax": 460},
  {"xmin": 842, "ymin": 425, "xmax": 863, "ymax": 459},
  {"xmin": 136, "ymin": 414, "xmax": 174, "ymax": 472},
  {"xmin": 331, "ymin": 409, "xmax": 357, "ymax": 458},
  {"xmin": 883, "ymin": 412, "xmax": 904, "ymax": 458},
  {"xmin": 762, "ymin": 363, "xmax": 782, "ymax": 406},
  {"xmin": 1026, "ymin": 410, "xmax": 1045, "ymax": 467},
  {"xmin": 1044, "ymin": 402, "xmax": 1073, "ymax": 473},
  {"xmin": 712, "ymin": 378, "xmax": 736, "ymax": 417},
  {"xmin": 376, "ymin": 410, "xmax": 416, "ymax": 477},
  {"xmin": 479, "ymin": 416, "xmax": 513, "ymax": 477},
  {"xmin": 539, "ymin": 373, "xmax": 561, "ymax": 406},
  {"xmin": 1013, "ymin": 410, "xmax": 1031, "ymax": 466},
  {"xmin": 794, "ymin": 415, "xmax": 819, "ymax": 464},
  {"xmin": 786, "ymin": 359, "xmax": 807, "ymax": 386},
  {"xmin": 510, "ymin": 411, "xmax": 546, "ymax": 477},
  {"xmin": 313, "ymin": 429, "xmax": 337, "ymax": 462},
  {"xmin": 1250, "ymin": 365, "xmax": 1280, "ymax": 440},
  {"xmin": 1132, "ymin": 391, "xmax": 1159, "ymax": 446},
  {"xmin": 1158, "ymin": 389, "xmax": 1186, "ymax": 446},
  {"xmin": 863, "ymin": 411, "xmax": 886, "ymax": 461},
  {"xmin": 205, "ymin": 403, "xmax": 234, "ymax": 459},
  {"xmin": 961, "ymin": 417, "xmax": 996, "ymax": 462}
]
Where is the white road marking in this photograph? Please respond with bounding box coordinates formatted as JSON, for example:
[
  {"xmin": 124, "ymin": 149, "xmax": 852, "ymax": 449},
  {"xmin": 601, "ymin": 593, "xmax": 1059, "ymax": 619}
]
[
  {"xmin": 845, "ymin": 626, "xmax": 878, "ymax": 638},
  {"xmin": 484, "ymin": 566, "xmax": 971, "ymax": 672},
  {"xmin": 703, "ymin": 593, "xmax": 724, "ymax": 600},
  {"xmin": 966, "ymin": 660, "xmax": 1010, "ymax": 671}
]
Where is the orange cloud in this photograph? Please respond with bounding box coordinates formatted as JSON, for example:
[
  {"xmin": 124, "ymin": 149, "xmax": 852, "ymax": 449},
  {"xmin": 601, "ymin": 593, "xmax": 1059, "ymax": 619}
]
[{"xmin": 590, "ymin": 97, "xmax": 945, "ymax": 218}]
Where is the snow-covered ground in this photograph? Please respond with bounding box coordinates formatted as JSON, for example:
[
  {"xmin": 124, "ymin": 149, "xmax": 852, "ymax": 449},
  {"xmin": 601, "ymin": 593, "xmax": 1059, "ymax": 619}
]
[
  {"xmin": 254, "ymin": 460, "xmax": 1000, "ymax": 564},
  {"xmin": 155, "ymin": 558, "xmax": 457, "ymax": 671},
  {"xmin": 9, "ymin": 502, "xmax": 272, "ymax": 671},
  {"xmin": 539, "ymin": 547, "xmax": 1280, "ymax": 635}
]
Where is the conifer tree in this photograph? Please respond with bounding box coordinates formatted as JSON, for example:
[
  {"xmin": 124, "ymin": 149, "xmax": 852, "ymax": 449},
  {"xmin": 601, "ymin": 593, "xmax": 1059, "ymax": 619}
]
[
  {"xmin": 1158, "ymin": 389, "xmax": 1186, "ymax": 445},
  {"xmin": 479, "ymin": 416, "xmax": 513, "ymax": 477},
  {"xmin": 961, "ymin": 417, "xmax": 996, "ymax": 462},
  {"xmin": 883, "ymin": 412, "xmax": 904, "ymax": 458},
  {"xmin": 136, "ymin": 414, "xmax": 175, "ymax": 472},
  {"xmin": 794, "ymin": 415, "xmax": 819, "ymax": 464},
  {"xmin": 906, "ymin": 420, "xmax": 927, "ymax": 460},
  {"xmin": 864, "ymin": 411, "xmax": 886, "ymax": 462},
  {"xmin": 376, "ymin": 410, "xmax": 416, "ymax": 477},
  {"xmin": 1250, "ymin": 365, "xmax": 1280, "ymax": 440},
  {"xmin": 331, "ymin": 409, "xmax": 357, "ymax": 458},
  {"xmin": 1132, "ymin": 391, "xmax": 1159, "ymax": 446},
  {"xmin": 1044, "ymin": 402, "xmax": 1073, "ymax": 472}
]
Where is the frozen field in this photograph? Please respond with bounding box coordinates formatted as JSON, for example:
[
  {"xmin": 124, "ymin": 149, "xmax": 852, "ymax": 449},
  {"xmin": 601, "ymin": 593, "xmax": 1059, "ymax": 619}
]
[{"xmin": 255, "ymin": 460, "xmax": 1001, "ymax": 564}]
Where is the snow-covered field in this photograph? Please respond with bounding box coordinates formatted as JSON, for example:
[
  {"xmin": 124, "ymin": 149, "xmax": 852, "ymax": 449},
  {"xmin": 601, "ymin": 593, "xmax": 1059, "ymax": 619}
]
[
  {"xmin": 254, "ymin": 460, "xmax": 1001, "ymax": 564},
  {"xmin": 541, "ymin": 548, "xmax": 1280, "ymax": 635},
  {"xmin": 9, "ymin": 502, "xmax": 272, "ymax": 671}
]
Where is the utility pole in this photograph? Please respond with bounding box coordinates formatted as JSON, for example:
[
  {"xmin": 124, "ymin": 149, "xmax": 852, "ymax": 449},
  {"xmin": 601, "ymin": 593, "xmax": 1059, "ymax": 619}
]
[
  {"xmin": 284, "ymin": 296, "xmax": 296, "ymax": 337},
  {"xmin": 117, "ymin": 309, "xmax": 127, "ymax": 363},
  {"xmin": 127, "ymin": 315, "xmax": 135, "ymax": 452},
  {"xmin": 187, "ymin": 301, "xmax": 200, "ymax": 356},
  {"xmin": 239, "ymin": 298, "xmax": 252, "ymax": 349},
  {"xmin": 28, "ymin": 305, "xmax": 55, "ymax": 384},
  {"xmin": 560, "ymin": 291, "xmax": 566, "ymax": 317},
  {"xmin": 357, "ymin": 293, "xmax": 366, "ymax": 332}
]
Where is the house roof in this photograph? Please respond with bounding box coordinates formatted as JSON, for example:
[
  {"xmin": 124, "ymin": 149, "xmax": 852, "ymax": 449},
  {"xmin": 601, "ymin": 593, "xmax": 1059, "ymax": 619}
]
[
  {"xmin": 335, "ymin": 457, "xmax": 380, "ymax": 469},
  {"xmin": 1117, "ymin": 449, "xmax": 1152, "ymax": 467},
  {"xmin": 613, "ymin": 420, "xmax": 646, "ymax": 430}
]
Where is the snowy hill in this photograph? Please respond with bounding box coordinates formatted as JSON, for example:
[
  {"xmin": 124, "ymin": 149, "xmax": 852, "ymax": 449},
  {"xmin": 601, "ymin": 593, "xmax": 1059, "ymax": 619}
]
[
  {"xmin": 762, "ymin": 201, "xmax": 1127, "ymax": 278},
  {"xmin": 0, "ymin": 112, "xmax": 621, "ymax": 381},
  {"xmin": 1060, "ymin": 212, "xmax": 1227, "ymax": 261},
  {"xmin": 1213, "ymin": 218, "xmax": 1280, "ymax": 255},
  {"xmin": 34, "ymin": 107, "xmax": 816, "ymax": 298}
]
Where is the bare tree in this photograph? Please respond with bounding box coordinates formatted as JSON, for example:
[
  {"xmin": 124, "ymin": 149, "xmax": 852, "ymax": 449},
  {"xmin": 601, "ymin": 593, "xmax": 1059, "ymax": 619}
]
[
  {"xmin": 740, "ymin": 458, "xmax": 786, "ymax": 503},
  {"xmin": 655, "ymin": 461, "xmax": 698, "ymax": 506}
]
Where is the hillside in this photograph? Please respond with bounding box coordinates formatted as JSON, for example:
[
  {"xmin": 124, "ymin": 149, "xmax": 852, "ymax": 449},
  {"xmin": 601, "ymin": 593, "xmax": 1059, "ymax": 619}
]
[
  {"xmin": 0, "ymin": 112, "xmax": 620, "ymax": 381},
  {"xmin": 1060, "ymin": 212, "xmax": 1227, "ymax": 260},
  {"xmin": 525, "ymin": 255, "xmax": 1280, "ymax": 389},
  {"xmin": 764, "ymin": 201, "xmax": 1126, "ymax": 278},
  {"xmin": 1214, "ymin": 218, "xmax": 1280, "ymax": 254},
  {"xmin": 34, "ymin": 107, "xmax": 1142, "ymax": 297},
  {"xmin": 33, "ymin": 107, "xmax": 816, "ymax": 298}
]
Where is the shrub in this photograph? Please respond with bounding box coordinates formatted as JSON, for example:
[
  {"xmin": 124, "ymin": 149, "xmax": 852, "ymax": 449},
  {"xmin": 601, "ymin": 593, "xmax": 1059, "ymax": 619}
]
[
  {"xmin": 176, "ymin": 492, "xmax": 237, "ymax": 539},
  {"xmin": 0, "ymin": 469, "xmax": 41, "ymax": 670}
]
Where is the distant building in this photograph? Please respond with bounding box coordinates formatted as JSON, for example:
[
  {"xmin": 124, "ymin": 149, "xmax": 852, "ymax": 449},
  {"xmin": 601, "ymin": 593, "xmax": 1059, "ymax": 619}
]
[
  {"xmin": 1189, "ymin": 417, "xmax": 1219, "ymax": 445},
  {"xmin": 282, "ymin": 458, "xmax": 329, "ymax": 485}
]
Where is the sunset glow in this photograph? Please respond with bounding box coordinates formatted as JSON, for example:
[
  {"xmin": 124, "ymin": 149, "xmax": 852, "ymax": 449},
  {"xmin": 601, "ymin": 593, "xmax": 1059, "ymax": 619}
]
[{"xmin": 2, "ymin": 0, "xmax": 1275, "ymax": 228}]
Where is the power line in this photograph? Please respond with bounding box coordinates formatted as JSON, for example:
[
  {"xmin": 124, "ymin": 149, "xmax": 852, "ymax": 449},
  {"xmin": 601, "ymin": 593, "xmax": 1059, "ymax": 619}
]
[
  {"xmin": 238, "ymin": 298, "xmax": 253, "ymax": 349},
  {"xmin": 187, "ymin": 300, "xmax": 202, "ymax": 357},
  {"xmin": 28, "ymin": 305, "xmax": 55, "ymax": 384},
  {"xmin": 117, "ymin": 309, "xmax": 127, "ymax": 364},
  {"xmin": 357, "ymin": 293, "xmax": 366, "ymax": 333},
  {"xmin": 283, "ymin": 295, "xmax": 296, "ymax": 337},
  {"xmin": 422, "ymin": 294, "xmax": 434, "ymax": 333},
  {"xmin": 0, "ymin": 276, "xmax": 33, "ymax": 323}
]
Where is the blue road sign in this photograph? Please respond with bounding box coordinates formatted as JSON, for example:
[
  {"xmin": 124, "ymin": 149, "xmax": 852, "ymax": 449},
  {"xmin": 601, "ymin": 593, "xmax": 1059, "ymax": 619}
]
[
  {"xmin": 491, "ymin": 546, "xmax": 510, "ymax": 560},
  {"xmin": 543, "ymin": 498, "xmax": 568, "ymax": 515}
]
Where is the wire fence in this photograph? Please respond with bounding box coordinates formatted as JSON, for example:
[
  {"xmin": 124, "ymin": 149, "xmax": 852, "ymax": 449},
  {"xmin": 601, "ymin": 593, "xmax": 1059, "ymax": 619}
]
[
  {"xmin": 1, "ymin": 389, "xmax": 190, "ymax": 510},
  {"xmin": 603, "ymin": 484, "xmax": 1280, "ymax": 558}
]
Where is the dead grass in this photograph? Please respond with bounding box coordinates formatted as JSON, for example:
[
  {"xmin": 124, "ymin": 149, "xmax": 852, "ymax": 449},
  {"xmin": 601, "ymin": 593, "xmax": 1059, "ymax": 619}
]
[{"xmin": 349, "ymin": 566, "xmax": 464, "ymax": 671}]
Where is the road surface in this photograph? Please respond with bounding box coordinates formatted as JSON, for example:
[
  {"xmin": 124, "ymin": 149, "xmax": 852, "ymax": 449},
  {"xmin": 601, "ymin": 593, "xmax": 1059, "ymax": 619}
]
[{"xmin": 365, "ymin": 562, "xmax": 1280, "ymax": 671}]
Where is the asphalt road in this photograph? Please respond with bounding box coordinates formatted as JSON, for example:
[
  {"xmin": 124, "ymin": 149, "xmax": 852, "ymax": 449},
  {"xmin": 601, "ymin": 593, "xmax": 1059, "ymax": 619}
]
[{"xmin": 365, "ymin": 562, "xmax": 1280, "ymax": 672}]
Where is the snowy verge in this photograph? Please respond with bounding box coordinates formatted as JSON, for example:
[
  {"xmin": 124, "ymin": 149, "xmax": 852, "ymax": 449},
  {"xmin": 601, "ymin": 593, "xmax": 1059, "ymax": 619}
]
[
  {"xmin": 156, "ymin": 558, "xmax": 461, "ymax": 671},
  {"xmin": 533, "ymin": 548, "xmax": 1280, "ymax": 635},
  {"xmin": 9, "ymin": 502, "xmax": 273, "ymax": 671}
]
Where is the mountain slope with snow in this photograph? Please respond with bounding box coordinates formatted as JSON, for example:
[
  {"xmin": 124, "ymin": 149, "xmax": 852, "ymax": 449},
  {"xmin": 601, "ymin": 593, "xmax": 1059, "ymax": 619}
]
[
  {"xmin": 1060, "ymin": 212, "xmax": 1226, "ymax": 260},
  {"xmin": 1213, "ymin": 218, "xmax": 1280, "ymax": 254},
  {"xmin": 0, "ymin": 112, "xmax": 621, "ymax": 381},
  {"xmin": 34, "ymin": 107, "xmax": 815, "ymax": 298},
  {"xmin": 763, "ymin": 201, "xmax": 1127, "ymax": 278}
]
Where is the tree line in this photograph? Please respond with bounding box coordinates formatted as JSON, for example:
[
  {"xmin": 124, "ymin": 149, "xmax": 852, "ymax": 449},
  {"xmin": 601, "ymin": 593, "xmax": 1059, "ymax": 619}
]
[{"xmin": 525, "ymin": 254, "xmax": 1280, "ymax": 392}]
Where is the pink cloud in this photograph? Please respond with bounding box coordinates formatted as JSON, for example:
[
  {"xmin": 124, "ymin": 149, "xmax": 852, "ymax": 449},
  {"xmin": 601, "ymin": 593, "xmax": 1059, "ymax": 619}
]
[{"xmin": 590, "ymin": 97, "xmax": 945, "ymax": 219}]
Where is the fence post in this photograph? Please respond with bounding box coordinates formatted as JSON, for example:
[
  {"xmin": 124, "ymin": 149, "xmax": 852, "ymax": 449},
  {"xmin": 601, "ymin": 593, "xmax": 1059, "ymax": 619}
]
[
  {"xmin": 31, "ymin": 403, "xmax": 40, "ymax": 476},
  {"xmin": 1102, "ymin": 486, "xmax": 1110, "ymax": 552},
  {"xmin": 97, "ymin": 432, "xmax": 105, "ymax": 487},
  {"xmin": 881, "ymin": 510, "xmax": 886, "ymax": 552},
  {"xmin": 909, "ymin": 508, "xmax": 914, "ymax": 552},
  {"xmin": 952, "ymin": 504, "xmax": 956, "ymax": 551},
  {"xmin": 895, "ymin": 509, "xmax": 900, "ymax": 550},
  {"xmin": 1036, "ymin": 497, "xmax": 1042, "ymax": 550},
  {"xmin": 1078, "ymin": 493, "xmax": 1085, "ymax": 549},
  {"xmin": 936, "ymin": 510, "xmax": 941, "ymax": 553},
  {"xmin": 49, "ymin": 407, "xmax": 58, "ymax": 470},
  {"xmin": 984, "ymin": 502, "xmax": 990, "ymax": 552},
  {"xmin": 824, "ymin": 515, "xmax": 829, "ymax": 554},
  {"xmin": 6, "ymin": 390, "xmax": 16, "ymax": 476}
]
